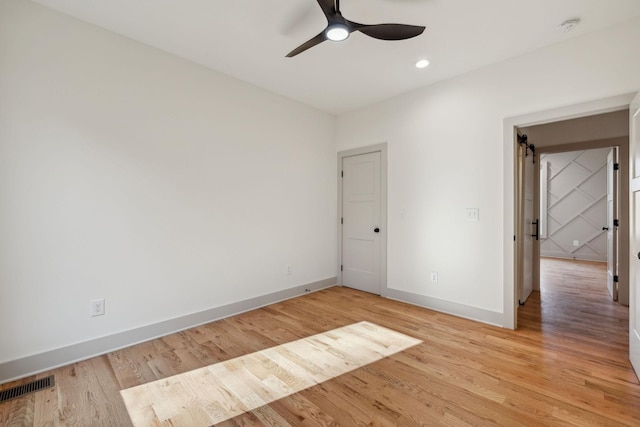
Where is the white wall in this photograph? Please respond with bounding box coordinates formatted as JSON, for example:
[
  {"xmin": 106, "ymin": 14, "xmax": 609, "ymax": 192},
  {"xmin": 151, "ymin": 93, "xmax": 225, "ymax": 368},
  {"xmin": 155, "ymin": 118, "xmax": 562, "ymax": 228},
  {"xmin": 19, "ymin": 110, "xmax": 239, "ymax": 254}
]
[
  {"xmin": 336, "ymin": 18, "xmax": 640, "ymax": 320},
  {"xmin": 0, "ymin": 0, "xmax": 336, "ymax": 365}
]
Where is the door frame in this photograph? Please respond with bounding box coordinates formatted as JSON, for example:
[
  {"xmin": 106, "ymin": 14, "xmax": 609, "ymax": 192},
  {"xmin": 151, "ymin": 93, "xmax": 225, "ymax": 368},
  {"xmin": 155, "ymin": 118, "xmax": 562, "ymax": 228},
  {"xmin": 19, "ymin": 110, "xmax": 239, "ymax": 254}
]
[
  {"xmin": 607, "ymin": 147, "xmax": 620, "ymax": 301},
  {"xmin": 337, "ymin": 143, "xmax": 388, "ymax": 295},
  {"xmin": 503, "ymin": 93, "xmax": 636, "ymax": 329}
]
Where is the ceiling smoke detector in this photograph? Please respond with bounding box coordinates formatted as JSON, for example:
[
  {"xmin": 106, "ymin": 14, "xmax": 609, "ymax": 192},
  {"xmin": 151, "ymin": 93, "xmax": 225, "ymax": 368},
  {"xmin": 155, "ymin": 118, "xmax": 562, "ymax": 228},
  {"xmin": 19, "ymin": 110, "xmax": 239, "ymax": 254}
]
[{"xmin": 557, "ymin": 18, "xmax": 581, "ymax": 33}]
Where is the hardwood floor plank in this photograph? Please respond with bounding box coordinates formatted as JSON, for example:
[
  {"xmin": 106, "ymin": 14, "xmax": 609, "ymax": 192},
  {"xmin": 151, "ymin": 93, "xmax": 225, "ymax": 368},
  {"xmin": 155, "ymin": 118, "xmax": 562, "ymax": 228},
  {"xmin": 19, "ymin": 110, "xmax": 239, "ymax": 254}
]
[
  {"xmin": 4, "ymin": 394, "xmax": 34, "ymax": 427},
  {"xmin": 64, "ymin": 356, "xmax": 131, "ymax": 427},
  {"xmin": 266, "ymin": 393, "xmax": 336, "ymax": 426},
  {"xmin": 299, "ymin": 380, "xmax": 376, "ymax": 425},
  {"xmin": 31, "ymin": 373, "xmax": 57, "ymax": 427}
]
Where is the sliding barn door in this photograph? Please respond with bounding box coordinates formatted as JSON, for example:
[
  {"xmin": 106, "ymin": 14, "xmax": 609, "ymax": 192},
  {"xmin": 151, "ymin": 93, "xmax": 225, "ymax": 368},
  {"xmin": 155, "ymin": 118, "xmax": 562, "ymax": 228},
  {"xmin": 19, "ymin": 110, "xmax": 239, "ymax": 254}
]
[
  {"xmin": 629, "ymin": 92, "xmax": 640, "ymax": 378},
  {"xmin": 517, "ymin": 140, "xmax": 534, "ymax": 304}
]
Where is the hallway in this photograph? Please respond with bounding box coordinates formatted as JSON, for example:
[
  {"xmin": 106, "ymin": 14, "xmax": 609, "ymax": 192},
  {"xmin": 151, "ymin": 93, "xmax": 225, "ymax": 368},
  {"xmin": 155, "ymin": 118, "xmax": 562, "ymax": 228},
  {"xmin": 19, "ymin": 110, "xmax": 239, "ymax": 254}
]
[{"xmin": 519, "ymin": 257, "xmax": 632, "ymax": 381}]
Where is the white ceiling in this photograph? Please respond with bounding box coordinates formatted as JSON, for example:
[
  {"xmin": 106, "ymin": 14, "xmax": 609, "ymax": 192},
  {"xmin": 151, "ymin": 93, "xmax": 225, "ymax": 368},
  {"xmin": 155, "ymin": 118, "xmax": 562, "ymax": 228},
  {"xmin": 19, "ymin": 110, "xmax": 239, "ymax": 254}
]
[{"xmin": 30, "ymin": 0, "xmax": 640, "ymax": 115}]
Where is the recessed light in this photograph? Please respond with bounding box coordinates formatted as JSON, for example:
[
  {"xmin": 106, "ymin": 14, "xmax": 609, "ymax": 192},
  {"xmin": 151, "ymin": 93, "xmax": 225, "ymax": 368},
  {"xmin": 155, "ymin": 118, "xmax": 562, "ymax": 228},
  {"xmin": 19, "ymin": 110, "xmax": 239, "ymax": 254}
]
[
  {"xmin": 557, "ymin": 18, "xmax": 581, "ymax": 33},
  {"xmin": 415, "ymin": 59, "xmax": 430, "ymax": 69}
]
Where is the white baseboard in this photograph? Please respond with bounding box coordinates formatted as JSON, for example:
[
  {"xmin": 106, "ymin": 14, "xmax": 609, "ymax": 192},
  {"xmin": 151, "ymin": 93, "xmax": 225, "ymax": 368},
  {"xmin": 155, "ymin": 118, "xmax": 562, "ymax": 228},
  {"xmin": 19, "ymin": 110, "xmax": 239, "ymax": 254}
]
[
  {"xmin": 384, "ymin": 288, "xmax": 503, "ymax": 327},
  {"xmin": 0, "ymin": 277, "xmax": 336, "ymax": 384},
  {"xmin": 540, "ymin": 253, "xmax": 606, "ymax": 263}
]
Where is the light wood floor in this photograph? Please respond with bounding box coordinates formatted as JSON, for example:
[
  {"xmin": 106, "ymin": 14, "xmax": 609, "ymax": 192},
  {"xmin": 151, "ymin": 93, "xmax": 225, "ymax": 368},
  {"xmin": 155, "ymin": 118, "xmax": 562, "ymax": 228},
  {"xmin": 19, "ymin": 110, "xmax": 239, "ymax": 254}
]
[{"xmin": 2, "ymin": 258, "xmax": 639, "ymax": 426}]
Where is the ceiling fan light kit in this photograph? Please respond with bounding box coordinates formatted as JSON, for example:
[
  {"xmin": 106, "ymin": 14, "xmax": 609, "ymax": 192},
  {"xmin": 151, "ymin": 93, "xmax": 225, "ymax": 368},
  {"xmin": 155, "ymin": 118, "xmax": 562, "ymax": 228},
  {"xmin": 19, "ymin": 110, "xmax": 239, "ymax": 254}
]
[
  {"xmin": 326, "ymin": 24, "xmax": 350, "ymax": 41},
  {"xmin": 286, "ymin": 0, "xmax": 426, "ymax": 57}
]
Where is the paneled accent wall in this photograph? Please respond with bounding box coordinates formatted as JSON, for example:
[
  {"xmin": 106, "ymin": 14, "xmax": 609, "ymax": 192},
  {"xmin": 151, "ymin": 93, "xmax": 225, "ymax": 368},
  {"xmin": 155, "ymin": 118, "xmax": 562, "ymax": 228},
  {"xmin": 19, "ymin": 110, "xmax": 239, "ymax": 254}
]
[{"xmin": 540, "ymin": 148, "xmax": 609, "ymax": 261}]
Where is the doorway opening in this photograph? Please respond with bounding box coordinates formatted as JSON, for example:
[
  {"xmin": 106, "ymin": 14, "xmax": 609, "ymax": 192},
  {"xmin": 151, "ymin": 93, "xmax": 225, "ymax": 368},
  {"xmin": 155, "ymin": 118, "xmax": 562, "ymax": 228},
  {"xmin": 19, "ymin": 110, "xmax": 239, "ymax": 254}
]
[
  {"xmin": 514, "ymin": 110, "xmax": 630, "ymax": 332},
  {"xmin": 503, "ymin": 94, "xmax": 636, "ymax": 330}
]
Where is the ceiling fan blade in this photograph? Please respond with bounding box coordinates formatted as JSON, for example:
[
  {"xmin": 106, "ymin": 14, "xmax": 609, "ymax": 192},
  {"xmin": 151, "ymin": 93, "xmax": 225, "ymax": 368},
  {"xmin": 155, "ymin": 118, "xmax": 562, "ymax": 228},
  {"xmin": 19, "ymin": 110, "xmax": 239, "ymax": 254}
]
[
  {"xmin": 354, "ymin": 23, "xmax": 425, "ymax": 40},
  {"xmin": 316, "ymin": 0, "xmax": 337, "ymax": 18},
  {"xmin": 286, "ymin": 31, "xmax": 328, "ymax": 57}
]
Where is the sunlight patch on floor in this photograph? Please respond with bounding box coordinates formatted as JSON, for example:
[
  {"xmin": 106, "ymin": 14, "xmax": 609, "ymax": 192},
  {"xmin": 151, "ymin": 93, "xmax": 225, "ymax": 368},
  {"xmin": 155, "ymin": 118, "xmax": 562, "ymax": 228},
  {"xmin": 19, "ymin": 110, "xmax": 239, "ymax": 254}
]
[{"xmin": 120, "ymin": 321, "xmax": 421, "ymax": 426}]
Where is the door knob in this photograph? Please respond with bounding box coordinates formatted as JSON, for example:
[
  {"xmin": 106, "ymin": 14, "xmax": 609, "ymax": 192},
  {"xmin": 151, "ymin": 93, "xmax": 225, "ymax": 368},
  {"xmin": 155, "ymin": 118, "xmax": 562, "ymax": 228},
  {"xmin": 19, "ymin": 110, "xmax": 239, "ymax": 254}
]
[
  {"xmin": 374, "ymin": 227, "xmax": 380, "ymax": 233},
  {"xmin": 603, "ymin": 227, "xmax": 609, "ymax": 231}
]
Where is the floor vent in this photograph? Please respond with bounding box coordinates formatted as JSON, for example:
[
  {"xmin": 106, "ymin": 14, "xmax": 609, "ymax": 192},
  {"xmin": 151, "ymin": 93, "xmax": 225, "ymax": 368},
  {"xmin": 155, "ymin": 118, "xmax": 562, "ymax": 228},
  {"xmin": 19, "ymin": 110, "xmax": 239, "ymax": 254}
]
[{"xmin": 0, "ymin": 376, "xmax": 55, "ymax": 403}]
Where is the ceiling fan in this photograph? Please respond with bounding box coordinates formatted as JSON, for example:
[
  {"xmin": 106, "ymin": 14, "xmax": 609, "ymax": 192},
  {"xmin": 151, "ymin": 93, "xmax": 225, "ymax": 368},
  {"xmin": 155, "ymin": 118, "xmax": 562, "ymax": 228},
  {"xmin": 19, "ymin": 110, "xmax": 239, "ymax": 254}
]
[{"xmin": 286, "ymin": 0, "xmax": 426, "ymax": 57}]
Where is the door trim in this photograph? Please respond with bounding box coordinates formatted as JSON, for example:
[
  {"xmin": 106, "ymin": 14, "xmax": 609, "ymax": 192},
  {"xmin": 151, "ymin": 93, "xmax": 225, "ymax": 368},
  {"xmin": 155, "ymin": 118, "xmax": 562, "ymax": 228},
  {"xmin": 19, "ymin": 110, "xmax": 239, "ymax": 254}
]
[
  {"xmin": 608, "ymin": 146, "xmax": 620, "ymax": 301},
  {"xmin": 337, "ymin": 143, "xmax": 388, "ymax": 296},
  {"xmin": 503, "ymin": 93, "xmax": 636, "ymax": 329}
]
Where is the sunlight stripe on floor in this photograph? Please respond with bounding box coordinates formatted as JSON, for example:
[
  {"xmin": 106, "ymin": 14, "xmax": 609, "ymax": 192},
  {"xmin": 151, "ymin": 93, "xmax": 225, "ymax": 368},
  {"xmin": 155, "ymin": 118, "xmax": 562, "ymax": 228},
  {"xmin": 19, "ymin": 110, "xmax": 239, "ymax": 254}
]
[{"xmin": 120, "ymin": 321, "xmax": 421, "ymax": 426}]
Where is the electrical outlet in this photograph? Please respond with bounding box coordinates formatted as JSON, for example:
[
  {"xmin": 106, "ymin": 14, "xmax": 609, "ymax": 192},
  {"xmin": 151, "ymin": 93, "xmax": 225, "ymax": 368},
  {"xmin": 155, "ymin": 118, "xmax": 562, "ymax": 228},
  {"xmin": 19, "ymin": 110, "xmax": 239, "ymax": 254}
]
[
  {"xmin": 573, "ymin": 240, "xmax": 579, "ymax": 247},
  {"xmin": 465, "ymin": 208, "xmax": 479, "ymax": 221},
  {"xmin": 90, "ymin": 299, "xmax": 105, "ymax": 317},
  {"xmin": 286, "ymin": 264, "xmax": 293, "ymax": 276},
  {"xmin": 430, "ymin": 272, "xmax": 438, "ymax": 283}
]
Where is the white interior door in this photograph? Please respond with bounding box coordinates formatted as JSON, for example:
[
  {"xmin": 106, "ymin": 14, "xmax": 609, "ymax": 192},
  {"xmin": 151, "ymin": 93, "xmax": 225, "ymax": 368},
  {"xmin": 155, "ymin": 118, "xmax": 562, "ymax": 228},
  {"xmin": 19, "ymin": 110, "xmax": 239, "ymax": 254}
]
[
  {"xmin": 607, "ymin": 147, "xmax": 619, "ymax": 301},
  {"xmin": 629, "ymin": 92, "xmax": 640, "ymax": 378},
  {"xmin": 517, "ymin": 141, "xmax": 534, "ymax": 304},
  {"xmin": 342, "ymin": 151, "xmax": 382, "ymax": 294}
]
